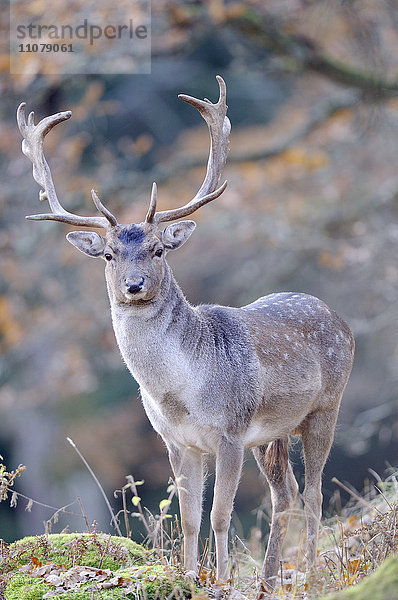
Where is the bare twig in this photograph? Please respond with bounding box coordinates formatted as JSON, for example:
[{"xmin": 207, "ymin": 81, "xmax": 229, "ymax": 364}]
[
  {"xmin": 374, "ymin": 485, "xmax": 393, "ymax": 510},
  {"xmin": 67, "ymin": 437, "xmax": 122, "ymax": 536},
  {"xmin": 122, "ymin": 487, "xmax": 131, "ymax": 539},
  {"xmin": 331, "ymin": 477, "xmax": 383, "ymax": 515},
  {"xmin": 77, "ymin": 497, "xmax": 91, "ymax": 533},
  {"xmin": 7, "ymin": 489, "xmax": 81, "ymax": 518}
]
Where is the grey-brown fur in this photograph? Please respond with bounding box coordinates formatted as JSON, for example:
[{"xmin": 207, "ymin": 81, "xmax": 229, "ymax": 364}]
[{"xmin": 18, "ymin": 77, "xmax": 354, "ymax": 586}]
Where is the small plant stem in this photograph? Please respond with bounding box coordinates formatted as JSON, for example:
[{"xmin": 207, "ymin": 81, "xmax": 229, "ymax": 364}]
[
  {"xmin": 98, "ymin": 534, "xmax": 111, "ymax": 569},
  {"xmin": 67, "ymin": 437, "xmax": 122, "ymax": 536},
  {"xmin": 170, "ymin": 520, "xmax": 174, "ymax": 565},
  {"xmin": 207, "ymin": 527, "xmax": 214, "ymax": 570},
  {"xmin": 344, "ymin": 536, "xmax": 349, "ymax": 584},
  {"xmin": 198, "ymin": 537, "xmax": 209, "ymax": 578},
  {"xmin": 334, "ymin": 521, "xmax": 346, "ymax": 587},
  {"xmin": 128, "ymin": 478, "xmax": 153, "ymax": 540},
  {"xmin": 77, "ymin": 497, "xmax": 91, "ymax": 532},
  {"xmin": 122, "ymin": 488, "xmax": 131, "ymax": 538},
  {"xmin": 152, "ymin": 486, "xmax": 177, "ymax": 545},
  {"xmin": 323, "ymin": 554, "xmax": 337, "ymax": 581},
  {"xmin": 160, "ymin": 514, "xmax": 164, "ymax": 559},
  {"xmin": 337, "ymin": 519, "xmax": 351, "ymax": 585},
  {"xmin": 174, "ymin": 514, "xmax": 182, "ymax": 564}
]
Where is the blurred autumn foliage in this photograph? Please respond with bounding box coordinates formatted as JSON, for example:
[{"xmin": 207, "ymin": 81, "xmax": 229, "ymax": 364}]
[{"xmin": 1, "ymin": 0, "xmax": 398, "ymax": 542}]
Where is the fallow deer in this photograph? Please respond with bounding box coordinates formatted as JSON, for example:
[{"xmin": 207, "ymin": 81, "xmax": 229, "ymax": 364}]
[{"xmin": 17, "ymin": 76, "xmax": 354, "ymax": 585}]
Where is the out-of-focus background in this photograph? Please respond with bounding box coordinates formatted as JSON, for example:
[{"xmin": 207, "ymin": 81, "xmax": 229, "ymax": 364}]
[{"xmin": 1, "ymin": 0, "xmax": 398, "ymax": 544}]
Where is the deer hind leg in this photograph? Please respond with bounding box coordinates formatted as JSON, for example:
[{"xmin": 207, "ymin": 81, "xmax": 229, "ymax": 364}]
[
  {"xmin": 167, "ymin": 445, "xmax": 204, "ymax": 574},
  {"xmin": 211, "ymin": 438, "xmax": 244, "ymax": 581},
  {"xmin": 253, "ymin": 438, "xmax": 298, "ymax": 586},
  {"xmin": 301, "ymin": 406, "xmax": 340, "ymax": 570}
]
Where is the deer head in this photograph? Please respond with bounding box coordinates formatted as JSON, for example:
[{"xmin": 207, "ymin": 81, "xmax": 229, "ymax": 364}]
[{"xmin": 18, "ymin": 76, "xmax": 230, "ymax": 304}]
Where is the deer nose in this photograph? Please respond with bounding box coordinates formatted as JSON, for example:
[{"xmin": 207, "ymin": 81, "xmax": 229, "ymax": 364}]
[{"xmin": 125, "ymin": 277, "xmax": 144, "ymax": 294}]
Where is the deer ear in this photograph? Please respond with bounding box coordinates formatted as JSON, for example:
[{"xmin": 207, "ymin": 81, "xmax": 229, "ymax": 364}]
[
  {"xmin": 162, "ymin": 220, "xmax": 196, "ymax": 250},
  {"xmin": 66, "ymin": 231, "xmax": 106, "ymax": 258}
]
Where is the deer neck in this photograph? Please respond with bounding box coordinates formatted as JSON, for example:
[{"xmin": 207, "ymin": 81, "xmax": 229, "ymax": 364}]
[{"xmin": 107, "ymin": 264, "xmax": 198, "ymax": 388}]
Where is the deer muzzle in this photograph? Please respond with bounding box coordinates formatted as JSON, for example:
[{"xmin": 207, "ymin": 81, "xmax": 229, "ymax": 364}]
[{"xmin": 125, "ymin": 277, "xmax": 145, "ymax": 295}]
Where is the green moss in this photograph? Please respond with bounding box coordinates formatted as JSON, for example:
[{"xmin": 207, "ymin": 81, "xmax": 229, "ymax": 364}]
[
  {"xmin": 9, "ymin": 532, "xmax": 146, "ymax": 570},
  {"xmin": 4, "ymin": 533, "xmax": 194, "ymax": 600},
  {"xmin": 5, "ymin": 565, "xmax": 194, "ymax": 600},
  {"xmin": 115, "ymin": 564, "xmax": 194, "ymax": 599},
  {"xmin": 5, "ymin": 574, "xmax": 48, "ymax": 600},
  {"xmin": 323, "ymin": 556, "xmax": 398, "ymax": 600}
]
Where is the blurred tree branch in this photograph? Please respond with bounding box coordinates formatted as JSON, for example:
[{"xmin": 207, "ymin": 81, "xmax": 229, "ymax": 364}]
[
  {"xmin": 159, "ymin": 2, "xmax": 398, "ymax": 97},
  {"xmin": 228, "ymin": 7, "xmax": 398, "ymax": 95}
]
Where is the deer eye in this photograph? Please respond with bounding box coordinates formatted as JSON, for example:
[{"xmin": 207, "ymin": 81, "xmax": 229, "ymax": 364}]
[
  {"xmin": 104, "ymin": 253, "xmax": 113, "ymax": 261},
  {"xmin": 154, "ymin": 248, "xmax": 163, "ymax": 258}
]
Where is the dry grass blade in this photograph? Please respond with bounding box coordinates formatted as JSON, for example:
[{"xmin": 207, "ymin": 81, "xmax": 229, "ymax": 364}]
[
  {"xmin": 67, "ymin": 437, "xmax": 122, "ymax": 537},
  {"xmin": 332, "ymin": 477, "xmax": 383, "ymax": 515}
]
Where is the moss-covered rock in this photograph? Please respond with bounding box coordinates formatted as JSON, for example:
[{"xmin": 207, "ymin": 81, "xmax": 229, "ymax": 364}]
[
  {"xmin": 322, "ymin": 556, "xmax": 398, "ymax": 600},
  {"xmin": 3, "ymin": 533, "xmax": 194, "ymax": 600},
  {"xmin": 9, "ymin": 532, "xmax": 146, "ymax": 571},
  {"xmin": 4, "ymin": 564, "xmax": 193, "ymax": 600}
]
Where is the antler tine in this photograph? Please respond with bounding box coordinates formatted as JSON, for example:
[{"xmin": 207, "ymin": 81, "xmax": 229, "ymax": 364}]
[
  {"xmin": 178, "ymin": 75, "xmax": 230, "ymax": 200},
  {"xmin": 91, "ymin": 190, "xmax": 118, "ymax": 227},
  {"xmin": 18, "ymin": 103, "xmax": 117, "ymax": 230},
  {"xmin": 145, "ymin": 183, "xmax": 158, "ymax": 224},
  {"xmin": 146, "ymin": 76, "xmax": 230, "ymax": 225},
  {"xmin": 153, "ymin": 181, "xmax": 227, "ymax": 225}
]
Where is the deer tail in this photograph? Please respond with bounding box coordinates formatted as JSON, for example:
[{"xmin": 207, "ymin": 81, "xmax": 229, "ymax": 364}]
[{"xmin": 264, "ymin": 438, "xmax": 289, "ymax": 483}]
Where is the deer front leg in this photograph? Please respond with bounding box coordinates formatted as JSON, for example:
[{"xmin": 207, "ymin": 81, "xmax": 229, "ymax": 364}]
[
  {"xmin": 167, "ymin": 445, "xmax": 204, "ymax": 574},
  {"xmin": 211, "ymin": 438, "xmax": 244, "ymax": 581}
]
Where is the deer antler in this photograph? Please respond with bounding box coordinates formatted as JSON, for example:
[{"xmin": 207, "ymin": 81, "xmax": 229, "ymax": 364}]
[
  {"xmin": 17, "ymin": 103, "xmax": 117, "ymax": 229},
  {"xmin": 145, "ymin": 75, "xmax": 230, "ymax": 225}
]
